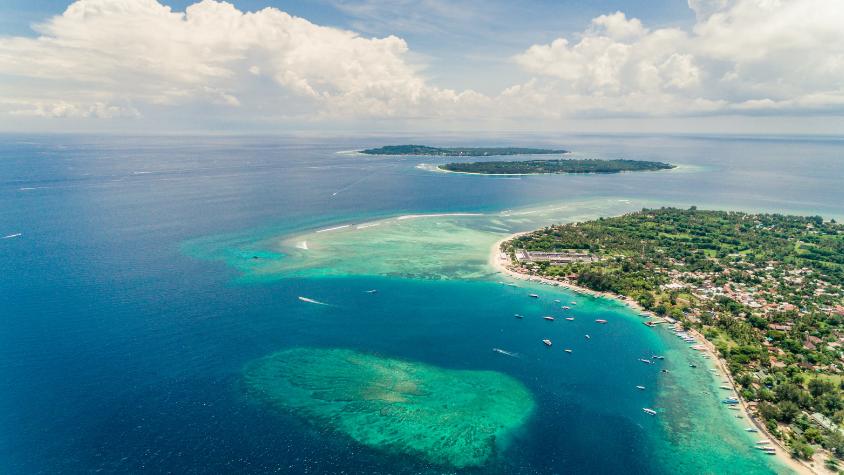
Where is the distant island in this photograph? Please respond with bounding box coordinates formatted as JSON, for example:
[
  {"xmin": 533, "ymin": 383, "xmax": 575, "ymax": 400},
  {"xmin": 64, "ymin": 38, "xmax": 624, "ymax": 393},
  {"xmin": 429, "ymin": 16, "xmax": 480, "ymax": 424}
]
[
  {"xmin": 439, "ymin": 159, "xmax": 676, "ymax": 175},
  {"xmin": 360, "ymin": 145, "xmax": 568, "ymax": 156}
]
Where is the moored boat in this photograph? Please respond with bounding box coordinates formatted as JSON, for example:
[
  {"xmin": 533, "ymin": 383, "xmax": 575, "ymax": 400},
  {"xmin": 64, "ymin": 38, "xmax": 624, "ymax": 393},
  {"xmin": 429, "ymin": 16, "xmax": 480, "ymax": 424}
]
[
  {"xmin": 529, "ymin": 294, "xmax": 539, "ymax": 298},
  {"xmin": 585, "ymin": 335, "xmax": 590, "ymax": 339},
  {"xmin": 543, "ymin": 339, "xmax": 552, "ymax": 346},
  {"xmin": 543, "ymin": 316, "xmax": 554, "ymax": 321},
  {"xmin": 595, "ymin": 319, "xmax": 607, "ymax": 323},
  {"xmin": 643, "ymin": 408, "xmax": 656, "ymax": 415},
  {"xmin": 637, "ymin": 386, "xmax": 645, "ymax": 390},
  {"xmin": 566, "ymin": 317, "xmax": 574, "ymax": 321},
  {"xmin": 565, "ymin": 349, "xmax": 572, "ymax": 353}
]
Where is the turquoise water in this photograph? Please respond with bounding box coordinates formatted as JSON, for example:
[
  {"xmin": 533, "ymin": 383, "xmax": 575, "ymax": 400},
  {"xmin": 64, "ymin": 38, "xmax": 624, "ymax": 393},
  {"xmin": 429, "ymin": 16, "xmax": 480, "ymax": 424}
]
[{"xmin": 4, "ymin": 133, "xmax": 843, "ymax": 474}]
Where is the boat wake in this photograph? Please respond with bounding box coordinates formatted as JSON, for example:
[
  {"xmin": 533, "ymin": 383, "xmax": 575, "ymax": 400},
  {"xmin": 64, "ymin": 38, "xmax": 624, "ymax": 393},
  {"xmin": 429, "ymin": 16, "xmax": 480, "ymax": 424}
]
[
  {"xmin": 333, "ymin": 177, "xmax": 368, "ymax": 196},
  {"xmin": 493, "ymin": 348, "xmax": 521, "ymax": 358},
  {"xmin": 2, "ymin": 233, "xmax": 21, "ymax": 239},
  {"xmin": 299, "ymin": 296, "xmax": 331, "ymax": 306}
]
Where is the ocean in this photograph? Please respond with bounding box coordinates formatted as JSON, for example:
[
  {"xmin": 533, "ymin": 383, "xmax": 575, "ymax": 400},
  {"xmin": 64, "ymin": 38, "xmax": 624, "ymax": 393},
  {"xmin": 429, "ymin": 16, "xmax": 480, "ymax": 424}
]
[{"xmin": 2, "ymin": 133, "xmax": 843, "ymax": 475}]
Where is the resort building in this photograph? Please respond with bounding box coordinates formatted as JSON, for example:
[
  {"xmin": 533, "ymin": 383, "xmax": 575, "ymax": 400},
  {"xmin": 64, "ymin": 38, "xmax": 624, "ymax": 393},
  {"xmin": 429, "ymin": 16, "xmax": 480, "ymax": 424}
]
[{"xmin": 514, "ymin": 249, "xmax": 597, "ymax": 265}]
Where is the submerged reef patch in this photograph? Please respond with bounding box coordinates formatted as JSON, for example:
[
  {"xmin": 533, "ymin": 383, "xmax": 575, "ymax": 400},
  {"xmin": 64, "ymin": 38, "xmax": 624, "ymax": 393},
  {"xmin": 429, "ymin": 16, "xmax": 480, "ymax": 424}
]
[{"xmin": 243, "ymin": 348, "xmax": 535, "ymax": 468}]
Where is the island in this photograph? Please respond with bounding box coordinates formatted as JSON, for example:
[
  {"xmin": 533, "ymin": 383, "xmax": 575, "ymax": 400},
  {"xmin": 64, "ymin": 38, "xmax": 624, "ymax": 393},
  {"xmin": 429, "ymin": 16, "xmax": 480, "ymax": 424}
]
[
  {"xmin": 440, "ymin": 158, "xmax": 676, "ymax": 175},
  {"xmin": 360, "ymin": 144, "xmax": 568, "ymax": 156},
  {"xmin": 243, "ymin": 348, "xmax": 535, "ymax": 468},
  {"xmin": 498, "ymin": 207, "xmax": 844, "ymax": 465}
]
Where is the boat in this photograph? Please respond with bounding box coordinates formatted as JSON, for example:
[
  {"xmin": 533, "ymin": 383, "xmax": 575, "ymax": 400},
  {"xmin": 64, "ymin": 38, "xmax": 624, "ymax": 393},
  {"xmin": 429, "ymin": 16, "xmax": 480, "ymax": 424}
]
[
  {"xmin": 554, "ymin": 300, "xmax": 560, "ymax": 303},
  {"xmin": 565, "ymin": 349, "xmax": 572, "ymax": 353},
  {"xmin": 639, "ymin": 313, "xmax": 650, "ymax": 317},
  {"xmin": 761, "ymin": 446, "xmax": 776, "ymax": 450},
  {"xmin": 566, "ymin": 317, "xmax": 574, "ymax": 321},
  {"xmin": 745, "ymin": 428, "xmax": 758, "ymax": 432},
  {"xmin": 571, "ymin": 302, "xmax": 577, "ymax": 305},
  {"xmin": 723, "ymin": 400, "xmax": 739, "ymax": 405},
  {"xmin": 515, "ymin": 314, "xmax": 523, "ymax": 319},
  {"xmin": 764, "ymin": 451, "xmax": 776, "ymax": 455},
  {"xmin": 543, "ymin": 316, "xmax": 554, "ymax": 321},
  {"xmin": 660, "ymin": 369, "xmax": 669, "ymax": 373},
  {"xmin": 562, "ymin": 306, "xmax": 571, "ymax": 310},
  {"xmin": 652, "ymin": 355, "xmax": 664, "ymax": 359},
  {"xmin": 595, "ymin": 319, "xmax": 607, "ymax": 323},
  {"xmin": 585, "ymin": 335, "xmax": 590, "ymax": 339},
  {"xmin": 636, "ymin": 386, "xmax": 645, "ymax": 390},
  {"xmin": 689, "ymin": 364, "xmax": 697, "ymax": 368},
  {"xmin": 529, "ymin": 294, "xmax": 539, "ymax": 298},
  {"xmin": 543, "ymin": 339, "xmax": 552, "ymax": 346},
  {"xmin": 643, "ymin": 408, "xmax": 656, "ymax": 415},
  {"xmin": 728, "ymin": 406, "xmax": 740, "ymax": 410},
  {"xmin": 735, "ymin": 415, "xmax": 743, "ymax": 418},
  {"xmin": 757, "ymin": 440, "xmax": 771, "ymax": 444},
  {"xmin": 640, "ymin": 359, "xmax": 651, "ymax": 364}
]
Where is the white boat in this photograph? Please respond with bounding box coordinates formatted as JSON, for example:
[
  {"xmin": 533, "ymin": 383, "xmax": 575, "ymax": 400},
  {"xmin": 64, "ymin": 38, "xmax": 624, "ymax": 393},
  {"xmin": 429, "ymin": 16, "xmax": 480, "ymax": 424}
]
[
  {"xmin": 543, "ymin": 339, "xmax": 552, "ymax": 346},
  {"xmin": 585, "ymin": 335, "xmax": 590, "ymax": 339},
  {"xmin": 595, "ymin": 319, "xmax": 607, "ymax": 323},
  {"xmin": 719, "ymin": 385, "xmax": 732, "ymax": 390},
  {"xmin": 757, "ymin": 440, "xmax": 771, "ymax": 444},
  {"xmin": 636, "ymin": 386, "xmax": 645, "ymax": 390},
  {"xmin": 565, "ymin": 349, "xmax": 572, "ymax": 353},
  {"xmin": 745, "ymin": 428, "xmax": 758, "ymax": 432},
  {"xmin": 643, "ymin": 408, "xmax": 656, "ymax": 415}
]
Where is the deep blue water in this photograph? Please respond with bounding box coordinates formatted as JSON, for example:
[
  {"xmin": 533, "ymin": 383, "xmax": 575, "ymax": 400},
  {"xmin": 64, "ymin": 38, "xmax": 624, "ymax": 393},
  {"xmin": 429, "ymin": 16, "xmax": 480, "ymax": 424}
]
[{"xmin": 2, "ymin": 133, "xmax": 844, "ymax": 475}]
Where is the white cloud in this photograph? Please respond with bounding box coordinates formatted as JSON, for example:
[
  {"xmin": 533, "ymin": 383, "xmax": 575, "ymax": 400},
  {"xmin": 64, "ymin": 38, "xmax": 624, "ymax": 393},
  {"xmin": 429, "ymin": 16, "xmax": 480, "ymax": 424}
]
[
  {"xmin": 513, "ymin": 0, "xmax": 844, "ymax": 116},
  {"xmin": 0, "ymin": 0, "xmax": 485, "ymax": 119},
  {"xmin": 4, "ymin": 100, "xmax": 140, "ymax": 118},
  {"xmin": 0, "ymin": 0, "xmax": 842, "ymax": 123}
]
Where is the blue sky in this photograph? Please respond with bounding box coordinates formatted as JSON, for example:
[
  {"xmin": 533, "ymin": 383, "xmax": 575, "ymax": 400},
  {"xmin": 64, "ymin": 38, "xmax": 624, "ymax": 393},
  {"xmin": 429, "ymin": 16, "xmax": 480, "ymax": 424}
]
[{"xmin": 1, "ymin": 0, "xmax": 842, "ymax": 132}]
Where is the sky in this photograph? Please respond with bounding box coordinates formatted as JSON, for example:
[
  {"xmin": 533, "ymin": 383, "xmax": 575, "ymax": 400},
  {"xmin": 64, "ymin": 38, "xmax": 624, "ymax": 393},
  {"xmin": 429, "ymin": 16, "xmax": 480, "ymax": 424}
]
[{"xmin": 1, "ymin": 0, "xmax": 843, "ymax": 133}]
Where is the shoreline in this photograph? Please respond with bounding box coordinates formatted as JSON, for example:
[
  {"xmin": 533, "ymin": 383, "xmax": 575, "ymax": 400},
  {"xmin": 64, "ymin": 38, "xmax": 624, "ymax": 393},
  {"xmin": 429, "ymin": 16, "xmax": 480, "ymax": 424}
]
[
  {"xmin": 489, "ymin": 234, "xmax": 820, "ymax": 475},
  {"xmin": 686, "ymin": 327, "xmax": 822, "ymax": 475},
  {"xmin": 489, "ymin": 232, "xmax": 648, "ymax": 311}
]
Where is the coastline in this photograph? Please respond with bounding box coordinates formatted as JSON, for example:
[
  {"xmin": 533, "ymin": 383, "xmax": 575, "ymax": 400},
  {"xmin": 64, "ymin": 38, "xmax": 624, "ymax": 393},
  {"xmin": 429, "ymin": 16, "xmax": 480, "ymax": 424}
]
[
  {"xmin": 490, "ymin": 233, "xmax": 820, "ymax": 475},
  {"xmin": 489, "ymin": 232, "xmax": 647, "ymax": 310}
]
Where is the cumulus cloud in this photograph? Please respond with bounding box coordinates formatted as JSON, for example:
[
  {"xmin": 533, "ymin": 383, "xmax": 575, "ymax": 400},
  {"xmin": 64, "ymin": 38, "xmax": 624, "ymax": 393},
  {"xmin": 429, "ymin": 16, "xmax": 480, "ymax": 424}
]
[
  {"xmin": 0, "ymin": 0, "xmax": 842, "ymax": 122},
  {"xmin": 511, "ymin": 0, "xmax": 844, "ymax": 116},
  {"xmin": 0, "ymin": 0, "xmax": 485, "ymax": 119}
]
